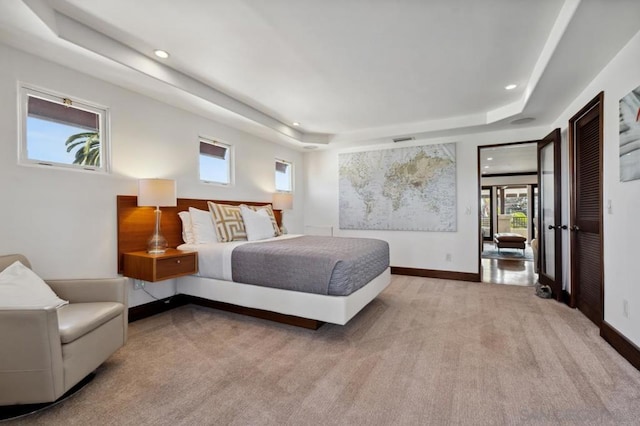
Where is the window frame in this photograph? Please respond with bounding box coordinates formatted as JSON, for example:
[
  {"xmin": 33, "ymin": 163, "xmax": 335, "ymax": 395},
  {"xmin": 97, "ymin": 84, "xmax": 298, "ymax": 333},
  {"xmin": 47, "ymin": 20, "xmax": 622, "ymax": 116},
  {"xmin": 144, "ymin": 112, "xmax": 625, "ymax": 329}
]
[
  {"xmin": 18, "ymin": 83, "xmax": 110, "ymax": 173},
  {"xmin": 199, "ymin": 137, "xmax": 234, "ymax": 186},
  {"xmin": 275, "ymin": 158, "xmax": 293, "ymax": 193}
]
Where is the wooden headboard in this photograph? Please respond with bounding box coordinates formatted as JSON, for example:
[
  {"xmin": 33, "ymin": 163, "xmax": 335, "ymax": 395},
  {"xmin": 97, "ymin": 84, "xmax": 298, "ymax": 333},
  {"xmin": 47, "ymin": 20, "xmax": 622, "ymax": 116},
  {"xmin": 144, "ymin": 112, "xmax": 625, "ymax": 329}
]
[{"xmin": 116, "ymin": 195, "xmax": 282, "ymax": 273}]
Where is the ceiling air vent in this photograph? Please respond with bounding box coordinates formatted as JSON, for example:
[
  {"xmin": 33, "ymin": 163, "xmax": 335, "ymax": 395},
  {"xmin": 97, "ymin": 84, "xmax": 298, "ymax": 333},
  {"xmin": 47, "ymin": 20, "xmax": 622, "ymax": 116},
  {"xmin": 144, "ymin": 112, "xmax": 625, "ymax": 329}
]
[
  {"xmin": 392, "ymin": 136, "xmax": 415, "ymax": 143},
  {"xmin": 510, "ymin": 117, "xmax": 536, "ymax": 125}
]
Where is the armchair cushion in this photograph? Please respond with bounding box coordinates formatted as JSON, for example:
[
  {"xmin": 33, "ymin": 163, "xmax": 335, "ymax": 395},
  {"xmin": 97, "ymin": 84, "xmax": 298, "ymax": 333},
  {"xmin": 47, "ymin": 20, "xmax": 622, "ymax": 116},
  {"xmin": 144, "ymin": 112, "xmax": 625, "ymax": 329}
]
[
  {"xmin": 0, "ymin": 261, "xmax": 68, "ymax": 309},
  {"xmin": 57, "ymin": 302, "xmax": 124, "ymax": 344}
]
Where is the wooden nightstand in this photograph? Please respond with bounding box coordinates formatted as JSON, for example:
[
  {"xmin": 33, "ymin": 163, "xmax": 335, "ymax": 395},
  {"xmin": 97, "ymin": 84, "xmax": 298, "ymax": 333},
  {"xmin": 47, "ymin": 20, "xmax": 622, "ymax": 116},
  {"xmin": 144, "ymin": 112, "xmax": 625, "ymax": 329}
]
[{"xmin": 123, "ymin": 249, "xmax": 198, "ymax": 282}]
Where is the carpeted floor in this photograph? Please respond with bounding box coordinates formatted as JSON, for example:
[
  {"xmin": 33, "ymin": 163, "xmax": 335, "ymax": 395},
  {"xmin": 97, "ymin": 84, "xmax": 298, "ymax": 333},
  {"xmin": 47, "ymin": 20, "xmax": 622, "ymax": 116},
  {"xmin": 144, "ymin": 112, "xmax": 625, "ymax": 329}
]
[{"xmin": 9, "ymin": 275, "xmax": 640, "ymax": 425}]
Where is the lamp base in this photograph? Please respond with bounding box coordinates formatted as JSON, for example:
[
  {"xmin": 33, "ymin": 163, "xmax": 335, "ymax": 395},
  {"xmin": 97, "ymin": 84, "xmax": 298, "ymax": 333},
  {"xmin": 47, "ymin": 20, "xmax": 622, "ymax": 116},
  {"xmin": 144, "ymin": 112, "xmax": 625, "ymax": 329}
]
[
  {"xmin": 147, "ymin": 208, "xmax": 168, "ymax": 254},
  {"xmin": 147, "ymin": 234, "xmax": 168, "ymax": 254}
]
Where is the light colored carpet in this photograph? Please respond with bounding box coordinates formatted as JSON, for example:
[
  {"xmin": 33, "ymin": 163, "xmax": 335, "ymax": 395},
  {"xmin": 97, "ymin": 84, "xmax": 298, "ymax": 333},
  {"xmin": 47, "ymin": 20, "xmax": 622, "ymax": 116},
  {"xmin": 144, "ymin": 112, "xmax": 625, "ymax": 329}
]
[{"xmin": 10, "ymin": 276, "xmax": 640, "ymax": 425}]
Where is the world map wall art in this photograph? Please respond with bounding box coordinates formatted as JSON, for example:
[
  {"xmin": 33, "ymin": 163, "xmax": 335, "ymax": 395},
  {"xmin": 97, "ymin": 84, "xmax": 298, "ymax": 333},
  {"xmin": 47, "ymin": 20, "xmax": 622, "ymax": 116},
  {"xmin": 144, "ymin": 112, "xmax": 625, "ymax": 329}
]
[
  {"xmin": 338, "ymin": 143, "xmax": 457, "ymax": 232},
  {"xmin": 619, "ymin": 85, "xmax": 640, "ymax": 182}
]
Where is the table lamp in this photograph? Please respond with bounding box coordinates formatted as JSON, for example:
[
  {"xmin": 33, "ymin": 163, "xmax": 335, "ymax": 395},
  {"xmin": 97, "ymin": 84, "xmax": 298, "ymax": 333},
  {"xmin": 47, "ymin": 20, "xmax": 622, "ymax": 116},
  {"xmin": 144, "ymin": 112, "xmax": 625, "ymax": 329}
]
[
  {"xmin": 138, "ymin": 179, "xmax": 177, "ymax": 254},
  {"xmin": 272, "ymin": 192, "xmax": 293, "ymax": 234}
]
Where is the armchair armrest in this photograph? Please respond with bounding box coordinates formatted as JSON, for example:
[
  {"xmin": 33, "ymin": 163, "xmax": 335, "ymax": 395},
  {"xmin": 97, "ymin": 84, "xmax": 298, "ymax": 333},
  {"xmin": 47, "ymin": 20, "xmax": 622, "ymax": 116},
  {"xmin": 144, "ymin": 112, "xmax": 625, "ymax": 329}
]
[
  {"xmin": 45, "ymin": 278, "xmax": 128, "ymax": 305},
  {"xmin": 0, "ymin": 308, "xmax": 64, "ymax": 404}
]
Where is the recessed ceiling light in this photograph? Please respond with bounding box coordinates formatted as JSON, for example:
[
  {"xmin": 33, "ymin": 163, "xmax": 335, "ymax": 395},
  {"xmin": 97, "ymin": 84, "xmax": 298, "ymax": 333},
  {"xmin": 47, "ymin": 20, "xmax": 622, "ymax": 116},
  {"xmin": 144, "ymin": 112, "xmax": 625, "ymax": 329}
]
[
  {"xmin": 487, "ymin": 157, "xmax": 493, "ymax": 161},
  {"xmin": 505, "ymin": 84, "xmax": 517, "ymax": 90},
  {"xmin": 484, "ymin": 166, "xmax": 490, "ymax": 169},
  {"xmin": 154, "ymin": 49, "xmax": 169, "ymax": 59},
  {"xmin": 292, "ymin": 122, "xmax": 300, "ymax": 126}
]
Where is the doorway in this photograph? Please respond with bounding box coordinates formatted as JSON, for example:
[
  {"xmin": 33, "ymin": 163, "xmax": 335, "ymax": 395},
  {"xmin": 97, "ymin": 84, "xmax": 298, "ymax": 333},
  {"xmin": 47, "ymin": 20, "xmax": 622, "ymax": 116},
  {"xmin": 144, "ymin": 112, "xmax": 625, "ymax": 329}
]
[{"xmin": 478, "ymin": 142, "xmax": 538, "ymax": 286}]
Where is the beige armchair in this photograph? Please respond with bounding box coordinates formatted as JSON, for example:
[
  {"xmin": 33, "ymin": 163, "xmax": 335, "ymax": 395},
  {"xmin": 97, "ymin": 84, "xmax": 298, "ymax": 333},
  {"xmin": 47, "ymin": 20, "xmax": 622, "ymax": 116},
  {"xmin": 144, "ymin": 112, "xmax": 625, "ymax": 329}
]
[{"xmin": 0, "ymin": 254, "xmax": 127, "ymax": 406}]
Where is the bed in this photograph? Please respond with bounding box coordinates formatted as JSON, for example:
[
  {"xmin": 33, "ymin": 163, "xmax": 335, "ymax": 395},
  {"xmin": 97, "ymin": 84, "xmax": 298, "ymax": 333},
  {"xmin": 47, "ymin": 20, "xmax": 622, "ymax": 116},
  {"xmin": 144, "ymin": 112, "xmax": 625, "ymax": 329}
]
[{"xmin": 117, "ymin": 196, "xmax": 391, "ymax": 328}]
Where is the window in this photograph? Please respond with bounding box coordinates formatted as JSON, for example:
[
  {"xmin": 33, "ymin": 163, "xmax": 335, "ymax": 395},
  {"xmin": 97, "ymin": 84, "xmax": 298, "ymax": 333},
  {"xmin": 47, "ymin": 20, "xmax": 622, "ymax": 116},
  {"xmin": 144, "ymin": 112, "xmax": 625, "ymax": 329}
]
[
  {"xmin": 20, "ymin": 85, "xmax": 109, "ymax": 172},
  {"xmin": 200, "ymin": 138, "xmax": 232, "ymax": 185},
  {"xmin": 275, "ymin": 159, "xmax": 292, "ymax": 192}
]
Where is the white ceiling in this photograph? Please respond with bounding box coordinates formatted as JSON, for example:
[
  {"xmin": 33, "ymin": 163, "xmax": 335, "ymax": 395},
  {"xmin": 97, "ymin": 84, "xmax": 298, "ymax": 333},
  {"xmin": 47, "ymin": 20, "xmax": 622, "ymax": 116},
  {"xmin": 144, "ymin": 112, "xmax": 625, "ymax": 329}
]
[
  {"xmin": 1, "ymin": 0, "xmax": 639, "ymax": 150},
  {"xmin": 480, "ymin": 143, "xmax": 538, "ymax": 175}
]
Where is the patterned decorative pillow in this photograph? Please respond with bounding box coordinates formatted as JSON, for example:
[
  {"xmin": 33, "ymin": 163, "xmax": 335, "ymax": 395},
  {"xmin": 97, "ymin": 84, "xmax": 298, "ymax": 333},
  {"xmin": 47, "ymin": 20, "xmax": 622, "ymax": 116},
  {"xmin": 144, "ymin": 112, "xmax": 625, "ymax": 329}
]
[
  {"xmin": 249, "ymin": 204, "xmax": 282, "ymax": 237},
  {"xmin": 207, "ymin": 202, "xmax": 247, "ymax": 242}
]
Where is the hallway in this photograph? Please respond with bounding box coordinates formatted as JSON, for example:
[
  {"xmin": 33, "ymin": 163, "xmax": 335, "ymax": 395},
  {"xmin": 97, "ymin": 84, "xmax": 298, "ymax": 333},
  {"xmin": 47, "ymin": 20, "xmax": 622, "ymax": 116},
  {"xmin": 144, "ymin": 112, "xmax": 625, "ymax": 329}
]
[{"xmin": 481, "ymin": 257, "xmax": 537, "ymax": 286}]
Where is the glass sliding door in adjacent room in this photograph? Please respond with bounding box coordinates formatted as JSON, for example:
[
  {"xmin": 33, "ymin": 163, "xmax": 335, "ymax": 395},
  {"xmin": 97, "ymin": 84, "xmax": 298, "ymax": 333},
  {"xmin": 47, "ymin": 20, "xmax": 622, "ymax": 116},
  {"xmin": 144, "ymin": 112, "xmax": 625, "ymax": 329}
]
[
  {"xmin": 503, "ymin": 186, "xmax": 528, "ymax": 239},
  {"xmin": 481, "ymin": 187, "xmax": 493, "ymax": 241}
]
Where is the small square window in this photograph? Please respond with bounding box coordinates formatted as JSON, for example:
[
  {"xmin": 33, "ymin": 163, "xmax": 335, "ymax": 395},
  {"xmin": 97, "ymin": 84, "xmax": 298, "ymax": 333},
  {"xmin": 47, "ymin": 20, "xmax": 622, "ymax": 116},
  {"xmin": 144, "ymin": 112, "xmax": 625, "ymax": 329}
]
[
  {"xmin": 200, "ymin": 138, "xmax": 232, "ymax": 185},
  {"xmin": 275, "ymin": 159, "xmax": 292, "ymax": 192},
  {"xmin": 19, "ymin": 85, "xmax": 109, "ymax": 172}
]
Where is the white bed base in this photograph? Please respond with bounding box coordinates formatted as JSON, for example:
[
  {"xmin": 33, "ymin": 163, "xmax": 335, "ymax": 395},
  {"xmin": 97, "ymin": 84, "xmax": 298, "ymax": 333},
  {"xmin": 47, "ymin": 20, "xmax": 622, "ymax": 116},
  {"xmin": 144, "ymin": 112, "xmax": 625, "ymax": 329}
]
[{"xmin": 176, "ymin": 267, "xmax": 391, "ymax": 325}]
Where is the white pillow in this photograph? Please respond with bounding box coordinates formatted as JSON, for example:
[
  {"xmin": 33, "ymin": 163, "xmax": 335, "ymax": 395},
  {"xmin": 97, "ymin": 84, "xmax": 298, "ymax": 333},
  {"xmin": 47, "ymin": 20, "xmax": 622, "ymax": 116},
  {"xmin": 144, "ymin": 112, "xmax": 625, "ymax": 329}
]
[
  {"xmin": 0, "ymin": 261, "xmax": 68, "ymax": 309},
  {"xmin": 240, "ymin": 205, "xmax": 276, "ymax": 241},
  {"xmin": 178, "ymin": 211, "xmax": 195, "ymax": 244},
  {"xmin": 188, "ymin": 207, "xmax": 218, "ymax": 244}
]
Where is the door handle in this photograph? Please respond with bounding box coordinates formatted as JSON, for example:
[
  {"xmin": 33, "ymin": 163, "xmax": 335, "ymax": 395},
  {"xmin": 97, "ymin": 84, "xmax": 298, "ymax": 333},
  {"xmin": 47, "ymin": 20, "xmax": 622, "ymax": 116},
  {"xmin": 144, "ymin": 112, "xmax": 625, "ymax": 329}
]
[
  {"xmin": 570, "ymin": 225, "xmax": 580, "ymax": 232},
  {"xmin": 548, "ymin": 225, "xmax": 568, "ymax": 230}
]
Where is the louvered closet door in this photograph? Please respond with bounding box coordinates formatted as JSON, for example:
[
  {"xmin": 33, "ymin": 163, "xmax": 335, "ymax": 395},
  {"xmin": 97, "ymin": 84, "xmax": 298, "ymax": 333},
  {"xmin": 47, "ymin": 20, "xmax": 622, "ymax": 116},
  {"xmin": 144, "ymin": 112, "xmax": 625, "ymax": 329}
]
[{"xmin": 572, "ymin": 102, "xmax": 603, "ymax": 326}]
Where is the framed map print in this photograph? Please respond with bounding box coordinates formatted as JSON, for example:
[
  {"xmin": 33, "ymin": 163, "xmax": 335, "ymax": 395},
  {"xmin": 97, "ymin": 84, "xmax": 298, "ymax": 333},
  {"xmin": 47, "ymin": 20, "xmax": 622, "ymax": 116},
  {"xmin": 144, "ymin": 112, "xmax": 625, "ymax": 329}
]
[{"xmin": 339, "ymin": 143, "xmax": 456, "ymax": 231}]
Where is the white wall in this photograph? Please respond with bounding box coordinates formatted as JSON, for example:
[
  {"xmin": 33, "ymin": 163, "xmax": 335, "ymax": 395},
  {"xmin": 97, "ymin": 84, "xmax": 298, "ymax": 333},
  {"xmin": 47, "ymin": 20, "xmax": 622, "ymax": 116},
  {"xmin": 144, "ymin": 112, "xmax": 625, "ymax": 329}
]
[
  {"xmin": 0, "ymin": 44, "xmax": 303, "ymax": 307},
  {"xmin": 550, "ymin": 29, "xmax": 640, "ymax": 346},
  {"xmin": 304, "ymin": 127, "xmax": 546, "ymax": 274}
]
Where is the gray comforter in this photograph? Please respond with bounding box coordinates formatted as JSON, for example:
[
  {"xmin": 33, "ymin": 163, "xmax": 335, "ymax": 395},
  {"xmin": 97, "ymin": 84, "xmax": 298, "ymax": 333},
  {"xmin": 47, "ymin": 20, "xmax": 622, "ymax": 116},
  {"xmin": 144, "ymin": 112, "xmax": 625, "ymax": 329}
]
[{"xmin": 231, "ymin": 236, "xmax": 389, "ymax": 296}]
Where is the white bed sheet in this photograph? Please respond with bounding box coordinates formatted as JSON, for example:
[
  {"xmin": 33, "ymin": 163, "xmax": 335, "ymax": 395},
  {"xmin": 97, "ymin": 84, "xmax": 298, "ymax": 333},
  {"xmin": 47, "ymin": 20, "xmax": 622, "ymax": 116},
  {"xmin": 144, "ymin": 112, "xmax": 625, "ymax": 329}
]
[{"xmin": 178, "ymin": 234, "xmax": 302, "ymax": 281}]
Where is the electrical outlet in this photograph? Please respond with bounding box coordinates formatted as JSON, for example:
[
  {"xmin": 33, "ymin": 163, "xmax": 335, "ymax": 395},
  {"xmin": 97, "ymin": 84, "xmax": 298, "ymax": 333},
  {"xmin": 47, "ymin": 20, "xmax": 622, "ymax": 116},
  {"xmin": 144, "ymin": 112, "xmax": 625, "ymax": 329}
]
[
  {"xmin": 445, "ymin": 253, "xmax": 452, "ymax": 262},
  {"xmin": 623, "ymin": 299, "xmax": 629, "ymax": 318},
  {"xmin": 134, "ymin": 280, "xmax": 145, "ymax": 290}
]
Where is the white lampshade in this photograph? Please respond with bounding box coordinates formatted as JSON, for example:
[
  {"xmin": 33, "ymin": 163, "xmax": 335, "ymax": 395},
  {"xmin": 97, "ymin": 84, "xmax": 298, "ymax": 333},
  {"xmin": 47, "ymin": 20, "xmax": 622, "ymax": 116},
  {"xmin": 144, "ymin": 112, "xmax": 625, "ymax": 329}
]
[
  {"xmin": 272, "ymin": 192, "xmax": 293, "ymax": 210},
  {"xmin": 138, "ymin": 179, "xmax": 177, "ymax": 207}
]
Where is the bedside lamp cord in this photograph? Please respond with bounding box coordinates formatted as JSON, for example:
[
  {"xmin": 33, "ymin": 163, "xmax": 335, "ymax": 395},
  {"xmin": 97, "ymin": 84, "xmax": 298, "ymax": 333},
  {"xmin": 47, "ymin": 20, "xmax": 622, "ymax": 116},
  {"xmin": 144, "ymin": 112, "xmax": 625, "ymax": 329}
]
[{"xmin": 142, "ymin": 286, "xmax": 161, "ymax": 301}]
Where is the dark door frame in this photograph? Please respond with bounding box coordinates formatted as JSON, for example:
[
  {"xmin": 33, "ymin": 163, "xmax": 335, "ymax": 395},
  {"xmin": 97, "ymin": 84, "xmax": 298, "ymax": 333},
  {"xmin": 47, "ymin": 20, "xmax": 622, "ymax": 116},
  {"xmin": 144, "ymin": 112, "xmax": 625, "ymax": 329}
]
[
  {"xmin": 537, "ymin": 128, "xmax": 563, "ymax": 301},
  {"xmin": 481, "ymin": 186, "xmax": 494, "ymax": 241},
  {"xmin": 568, "ymin": 92, "xmax": 605, "ymax": 322},
  {"xmin": 530, "ymin": 184, "xmax": 538, "ymax": 242}
]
